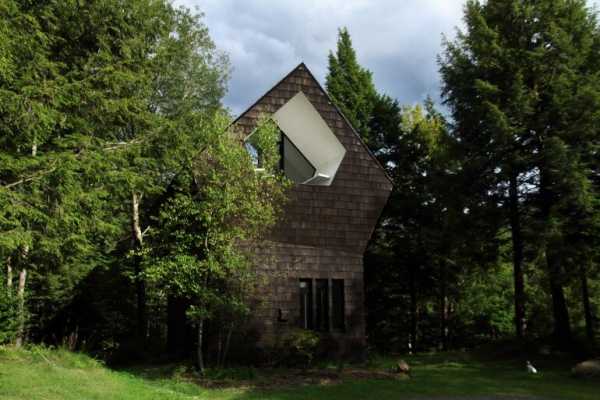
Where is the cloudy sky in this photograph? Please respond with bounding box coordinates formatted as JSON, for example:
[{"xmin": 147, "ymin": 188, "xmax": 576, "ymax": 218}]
[{"xmin": 175, "ymin": 0, "xmax": 599, "ymax": 116}]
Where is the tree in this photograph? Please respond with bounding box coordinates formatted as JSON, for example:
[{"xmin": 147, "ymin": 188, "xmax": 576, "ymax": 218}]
[
  {"xmin": 0, "ymin": 0, "xmax": 127, "ymax": 344},
  {"xmin": 144, "ymin": 117, "xmax": 288, "ymax": 373},
  {"xmin": 0, "ymin": 0, "xmax": 228, "ymax": 347},
  {"xmin": 366, "ymin": 97, "xmax": 477, "ymax": 351},
  {"xmin": 440, "ymin": 0, "xmax": 600, "ymax": 347},
  {"xmin": 326, "ymin": 27, "xmax": 377, "ymax": 146}
]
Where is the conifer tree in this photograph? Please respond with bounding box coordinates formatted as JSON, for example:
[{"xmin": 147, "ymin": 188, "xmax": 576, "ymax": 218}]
[
  {"xmin": 0, "ymin": 0, "xmax": 229, "ymax": 345},
  {"xmin": 440, "ymin": 0, "xmax": 600, "ymax": 346},
  {"xmin": 326, "ymin": 28, "xmax": 377, "ymax": 147}
]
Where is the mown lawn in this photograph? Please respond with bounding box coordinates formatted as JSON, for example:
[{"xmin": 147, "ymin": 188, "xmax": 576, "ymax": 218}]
[{"xmin": 1, "ymin": 346, "xmax": 598, "ymax": 400}]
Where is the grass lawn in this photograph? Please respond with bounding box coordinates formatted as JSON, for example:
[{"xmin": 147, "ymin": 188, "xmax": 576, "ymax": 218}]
[{"xmin": 1, "ymin": 346, "xmax": 598, "ymax": 400}]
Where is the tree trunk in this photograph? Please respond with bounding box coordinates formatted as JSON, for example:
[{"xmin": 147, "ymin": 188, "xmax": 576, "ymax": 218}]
[
  {"xmin": 15, "ymin": 268, "xmax": 27, "ymax": 347},
  {"xmin": 439, "ymin": 261, "xmax": 448, "ymax": 351},
  {"xmin": 6, "ymin": 256, "xmax": 12, "ymax": 290},
  {"xmin": 408, "ymin": 264, "xmax": 417, "ymax": 352},
  {"xmin": 580, "ymin": 262, "xmax": 594, "ymax": 344},
  {"xmin": 540, "ymin": 169, "xmax": 572, "ymax": 348},
  {"xmin": 167, "ymin": 295, "xmax": 189, "ymax": 358},
  {"xmin": 546, "ymin": 248, "xmax": 572, "ymax": 347},
  {"xmin": 221, "ymin": 323, "xmax": 234, "ymax": 367},
  {"xmin": 508, "ymin": 172, "xmax": 526, "ymax": 339},
  {"xmin": 197, "ymin": 320, "xmax": 205, "ymax": 374},
  {"xmin": 216, "ymin": 329, "xmax": 223, "ymax": 367},
  {"xmin": 131, "ymin": 192, "xmax": 147, "ymax": 345}
]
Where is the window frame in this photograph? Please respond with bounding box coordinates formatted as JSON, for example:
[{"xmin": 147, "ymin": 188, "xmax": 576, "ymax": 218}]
[
  {"xmin": 331, "ymin": 279, "xmax": 345, "ymax": 332},
  {"xmin": 299, "ymin": 279, "xmax": 314, "ymax": 330},
  {"xmin": 298, "ymin": 278, "xmax": 345, "ymax": 333},
  {"xmin": 279, "ymin": 131, "xmax": 316, "ymax": 184}
]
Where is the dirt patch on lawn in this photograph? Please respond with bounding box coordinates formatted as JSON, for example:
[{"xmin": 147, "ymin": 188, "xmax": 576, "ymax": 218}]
[{"xmin": 195, "ymin": 368, "xmax": 406, "ymax": 389}]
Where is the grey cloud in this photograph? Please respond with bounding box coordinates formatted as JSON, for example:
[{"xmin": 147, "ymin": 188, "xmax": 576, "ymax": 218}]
[{"xmin": 176, "ymin": 0, "xmax": 600, "ymax": 115}]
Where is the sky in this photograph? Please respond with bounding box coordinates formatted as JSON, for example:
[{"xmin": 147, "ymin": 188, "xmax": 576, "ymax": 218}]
[{"xmin": 175, "ymin": 0, "xmax": 600, "ymax": 116}]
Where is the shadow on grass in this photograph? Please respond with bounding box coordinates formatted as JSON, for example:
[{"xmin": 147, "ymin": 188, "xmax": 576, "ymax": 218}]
[{"xmin": 116, "ymin": 352, "xmax": 600, "ymax": 400}]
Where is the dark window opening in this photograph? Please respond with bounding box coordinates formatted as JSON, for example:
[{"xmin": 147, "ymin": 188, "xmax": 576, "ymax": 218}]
[
  {"xmin": 280, "ymin": 133, "xmax": 315, "ymax": 183},
  {"xmin": 299, "ymin": 278, "xmax": 345, "ymax": 333},
  {"xmin": 299, "ymin": 279, "xmax": 313, "ymax": 330},
  {"xmin": 315, "ymin": 279, "xmax": 329, "ymax": 332},
  {"xmin": 332, "ymin": 279, "xmax": 345, "ymax": 332}
]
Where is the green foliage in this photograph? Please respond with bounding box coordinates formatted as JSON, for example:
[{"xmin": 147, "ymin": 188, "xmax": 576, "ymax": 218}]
[
  {"xmin": 326, "ymin": 27, "xmax": 377, "ymax": 146},
  {"xmin": 0, "ymin": 280, "xmax": 18, "ymax": 344},
  {"xmin": 0, "ymin": 0, "xmax": 231, "ymax": 347},
  {"xmin": 275, "ymin": 329, "xmax": 320, "ymax": 368},
  {"xmin": 144, "ymin": 115, "xmax": 287, "ymax": 315},
  {"xmin": 457, "ymin": 263, "xmax": 514, "ymax": 339},
  {"xmin": 141, "ymin": 114, "xmax": 287, "ymax": 368},
  {"xmin": 365, "ymin": 98, "xmax": 489, "ymax": 351},
  {"xmin": 440, "ymin": 0, "xmax": 600, "ymax": 345}
]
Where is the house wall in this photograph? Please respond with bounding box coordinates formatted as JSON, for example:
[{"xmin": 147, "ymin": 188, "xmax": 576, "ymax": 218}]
[
  {"xmin": 233, "ymin": 64, "xmax": 392, "ymax": 255},
  {"xmin": 250, "ymin": 241, "xmax": 365, "ymax": 346},
  {"xmin": 232, "ymin": 64, "xmax": 392, "ymax": 352}
]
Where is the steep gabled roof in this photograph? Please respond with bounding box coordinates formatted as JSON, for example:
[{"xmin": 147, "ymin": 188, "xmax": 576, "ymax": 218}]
[
  {"xmin": 231, "ymin": 62, "xmax": 392, "ymax": 253},
  {"xmin": 232, "ymin": 62, "xmax": 393, "ymax": 185}
]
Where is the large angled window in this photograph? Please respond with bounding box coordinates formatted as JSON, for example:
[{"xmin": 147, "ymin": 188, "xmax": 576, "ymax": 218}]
[
  {"xmin": 243, "ymin": 91, "xmax": 346, "ymax": 186},
  {"xmin": 244, "ymin": 129, "xmax": 316, "ymax": 184},
  {"xmin": 281, "ymin": 133, "xmax": 315, "ymax": 183},
  {"xmin": 272, "ymin": 92, "xmax": 346, "ymax": 186}
]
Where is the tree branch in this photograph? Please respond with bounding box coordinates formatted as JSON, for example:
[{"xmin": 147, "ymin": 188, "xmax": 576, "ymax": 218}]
[
  {"xmin": 2, "ymin": 162, "xmax": 58, "ymax": 189},
  {"xmin": 103, "ymin": 138, "xmax": 143, "ymax": 151}
]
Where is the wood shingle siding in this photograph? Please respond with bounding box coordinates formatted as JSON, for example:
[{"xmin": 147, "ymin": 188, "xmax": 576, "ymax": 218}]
[{"xmin": 232, "ymin": 63, "xmax": 392, "ymax": 352}]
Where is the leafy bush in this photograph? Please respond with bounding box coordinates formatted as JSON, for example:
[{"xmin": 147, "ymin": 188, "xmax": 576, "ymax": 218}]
[{"xmin": 275, "ymin": 329, "xmax": 320, "ymax": 368}]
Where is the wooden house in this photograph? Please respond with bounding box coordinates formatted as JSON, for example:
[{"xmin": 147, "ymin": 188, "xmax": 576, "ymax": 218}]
[{"xmin": 232, "ymin": 63, "xmax": 392, "ymax": 352}]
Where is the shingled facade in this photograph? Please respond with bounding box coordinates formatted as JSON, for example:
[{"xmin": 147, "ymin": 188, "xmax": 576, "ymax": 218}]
[{"xmin": 232, "ymin": 63, "xmax": 392, "ymax": 351}]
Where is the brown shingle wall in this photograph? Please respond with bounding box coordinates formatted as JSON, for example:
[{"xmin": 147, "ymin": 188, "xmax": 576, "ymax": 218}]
[
  {"xmin": 233, "ymin": 64, "xmax": 392, "ymax": 255},
  {"xmin": 249, "ymin": 241, "xmax": 365, "ymax": 344}
]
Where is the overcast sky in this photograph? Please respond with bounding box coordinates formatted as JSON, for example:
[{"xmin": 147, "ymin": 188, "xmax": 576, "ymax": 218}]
[{"xmin": 175, "ymin": 0, "xmax": 600, "ymax": 116}]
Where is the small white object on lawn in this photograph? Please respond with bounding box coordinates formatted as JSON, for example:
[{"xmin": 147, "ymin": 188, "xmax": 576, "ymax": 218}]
[{"xmin": 526, "ymin": 360, "xmax": 538, "ymax": 374}]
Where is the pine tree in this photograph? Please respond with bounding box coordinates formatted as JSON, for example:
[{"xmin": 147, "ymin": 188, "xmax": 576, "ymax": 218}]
[
  {"xmin": 440, "ymin": 0, "xmax": 600, "ymax": 346},
  {"xmin": 326, "ymin": 28, "xmax": 377, "ymax": 147},
  {"xmin": 0, "ymin": 0, "xmax": 229, "ymax": 345}
]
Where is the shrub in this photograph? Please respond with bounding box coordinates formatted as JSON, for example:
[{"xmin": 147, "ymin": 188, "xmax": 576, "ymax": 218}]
[{"xmin": 275, "ymin": 329, "xmax": 320, "ymax": 368}]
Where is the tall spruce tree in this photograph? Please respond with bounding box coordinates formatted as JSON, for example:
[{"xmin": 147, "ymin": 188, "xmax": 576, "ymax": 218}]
[
  {"xmin": 440, "ymin": 0, "xmax": 600, "ymax": 346},
  {"xmin": 326, "ymin": 27, "xmax": 377, "ymax": 147},
  {"xmin": 0, "ymin": 0, "xmax": 229, "ymax": 346}
]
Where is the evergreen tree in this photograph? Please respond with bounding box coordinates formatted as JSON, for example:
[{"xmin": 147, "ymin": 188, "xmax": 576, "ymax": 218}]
[
  {"xmin": 326, "ymin": 27, "xmax": 377, "ymax": 147},
  {"xmin": 0, "ymin": 0, "xmax": 229, "ymax": 347},
  {"xmin": 440, "ymin": 0, "xmax": 600, "ymax": 347}
]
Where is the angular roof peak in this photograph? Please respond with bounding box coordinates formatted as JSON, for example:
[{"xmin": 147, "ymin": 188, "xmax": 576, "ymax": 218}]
[
  {"xmin": 232, "ymin": 62, "xmax": 392, "ymax": 185},
  {"xmin": 231, "ymin": 62, "xmax": 392, "ymax": 253}
]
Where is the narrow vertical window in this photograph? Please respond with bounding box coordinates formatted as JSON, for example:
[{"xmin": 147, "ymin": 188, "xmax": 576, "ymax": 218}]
[
  {"xmin": 315, "ymin": 279, "xmax": 329, "ymax": 332},
  {"xmin": 299, "ymin": 279, "xmax": 313, "ymax": 329},
  {"xmin": 332, "ymin": 279, "xmax": 345, "ymax": 331}
]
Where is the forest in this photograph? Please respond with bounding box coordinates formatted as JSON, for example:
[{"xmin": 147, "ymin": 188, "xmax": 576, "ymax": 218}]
[{"xmin": 1, "ymin": 0, "xmax": 599, "ymax": 373}]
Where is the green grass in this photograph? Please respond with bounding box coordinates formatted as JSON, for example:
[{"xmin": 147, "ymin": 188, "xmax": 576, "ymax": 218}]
[{"xmin": 1, "ymin": 346, "xmax": 599, "ymax": 399}]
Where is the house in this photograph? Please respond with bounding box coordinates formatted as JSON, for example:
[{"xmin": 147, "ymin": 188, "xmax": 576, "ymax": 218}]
[{"xmin": 232, "ymin": 63, "xmax": 392, "ymax": 353}]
